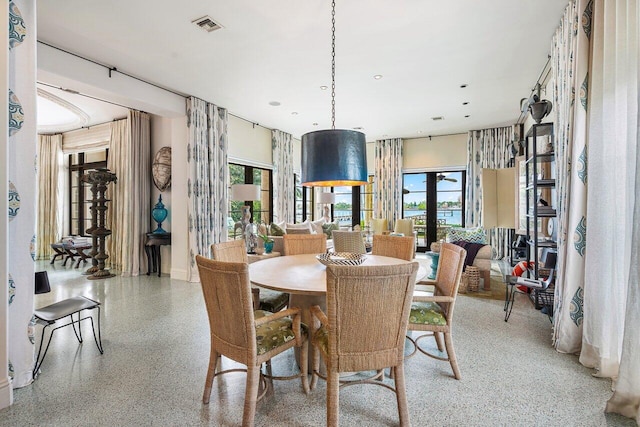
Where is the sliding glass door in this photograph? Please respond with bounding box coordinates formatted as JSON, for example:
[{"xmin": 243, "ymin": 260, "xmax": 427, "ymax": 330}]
[{"xmin": 402, "ymin": 171, "xmax": 465, "ymax": 251}]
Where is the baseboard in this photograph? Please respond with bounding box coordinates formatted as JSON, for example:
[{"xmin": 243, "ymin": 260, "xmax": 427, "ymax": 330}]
[
  {"xmin": 170, "ymin": 268, "xmax": 188, "ymax": 282},
  {"xmin": 0, "ymin": 377, "xmax": 13, "ymax": 410}
]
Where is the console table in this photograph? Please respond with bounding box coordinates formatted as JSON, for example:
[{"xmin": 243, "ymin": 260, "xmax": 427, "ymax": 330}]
[{"xmin": 145, "ymin": 232, "xmax": 171, "ymax": 277}]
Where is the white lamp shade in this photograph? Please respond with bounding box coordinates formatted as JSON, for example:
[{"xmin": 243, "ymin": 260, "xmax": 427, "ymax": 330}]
[
  {"xmin": 231, "ymin": 184, "xmax": 261, "ymax": 201},
  {"xmin": 317, "ymin": 192, "xmax": 335, "ymax": 204}
]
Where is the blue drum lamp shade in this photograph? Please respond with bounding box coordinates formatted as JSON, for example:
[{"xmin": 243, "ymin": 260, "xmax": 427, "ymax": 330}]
[
  {"xmin": 152, "ymin": 195, "xmax": 169, "ymax": 234},
  {"xmin": 301, "ymin": 129, "xmax": 368, "ymax": 187}
]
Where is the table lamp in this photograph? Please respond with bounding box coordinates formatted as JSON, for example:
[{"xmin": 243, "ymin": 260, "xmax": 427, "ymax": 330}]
[
  {"xmin": 317, "ymin": 192, "xmax": 335, "ymax": 223},
  {"xmin": 231, "ymin": 184, "xmax": 261, "ymax": 253}
]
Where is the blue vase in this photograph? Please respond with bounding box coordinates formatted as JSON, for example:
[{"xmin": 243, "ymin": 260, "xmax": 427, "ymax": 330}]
[
  {"xmin": 264, "ymin": 241, "xmax": 274, "ymax": 254},
  {"xmin": 152, "ymin": 195, "xmax": 168, "ymax": 234}
]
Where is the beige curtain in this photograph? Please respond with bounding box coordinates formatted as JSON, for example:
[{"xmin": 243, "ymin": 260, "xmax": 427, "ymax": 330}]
[
  {"xmin": 36, "ymin": 134, "xmax": 63, "ymax": 260},
  {"xmin": 374, "ymin": 138, "xmax": 403, "ymax": 230},
  {"xmin": 107, "ymin": 111, "xmax": 151, "ymax": 276}
]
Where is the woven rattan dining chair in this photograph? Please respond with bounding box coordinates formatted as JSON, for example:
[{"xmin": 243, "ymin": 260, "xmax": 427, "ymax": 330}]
[
  {"xmin": 310, "ymin": 262, "xmax": 419, "ymax": 427},
  {"xmin": 283, "ymin": 233, "xmax": 327, "ymax": 255},
  {"xmin": 211, "ymin": 240, "xmax": 288, "ymax": 312},
  {"xmin": 372, "ymin": 234, "xmax": 415, "ymax": 261},
  {"xmin": 331, "ymin": 230, "xmax": 366, "ymax": 254},
  {"xmin": 406, "ymin": 242, "xmax": 466, "ymax": 379},
  {"xmin": 196, "ymin": 255, "xmax": 309, "ymax": 426}
]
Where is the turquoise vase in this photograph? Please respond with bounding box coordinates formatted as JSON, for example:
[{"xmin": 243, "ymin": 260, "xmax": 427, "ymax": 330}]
[
  {"xmin": 264, "ymin": 241, "xmax": 274, "ymax": 254},
  {"xmin": 152, "ymin": 195, "xmax": 168, "ymax": 234}
]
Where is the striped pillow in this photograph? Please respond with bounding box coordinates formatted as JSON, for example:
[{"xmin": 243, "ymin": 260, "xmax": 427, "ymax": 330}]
[{"xmin": 446, "ymin": 227, "xmax": 487, "ymax": 244}]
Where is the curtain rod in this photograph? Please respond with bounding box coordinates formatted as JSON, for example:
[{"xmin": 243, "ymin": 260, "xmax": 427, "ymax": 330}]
[
  {"xmin": 228, "ymin": 112, "xmax": 274, "ymax": 133},
  {"xmin": 516, "ymin": 55, "xmax": 552, "ymax": 125},
  {"xmin": 38, "ymin": 41, "xmax": 188, "ymax": 99}
]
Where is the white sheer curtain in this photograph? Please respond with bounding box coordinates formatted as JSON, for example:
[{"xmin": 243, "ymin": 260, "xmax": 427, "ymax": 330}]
[
  {"xmin": 107, "ymin": 112, "xmax": 151, "ymax": 276},
  {"xmin": 272, "ymin": 129, "xmax": 294, "ymax": 223},
  {"xmin": 374, "ymin": 138, "xmax": 403, "ymax": 229},
  {"xmin": 36, "ymin": 134, "xmax": 63, "ymax": 260},
  {"xmin": 464, "ymin": 127, "xmax": 513, "ymax": 258},
  {"xmin": 186, "ymin": 97, "xmax": 228, "ymax": 282},
  {"xmin": 580, "ymin": 0, "xmax": 638, "ymax": 421}
]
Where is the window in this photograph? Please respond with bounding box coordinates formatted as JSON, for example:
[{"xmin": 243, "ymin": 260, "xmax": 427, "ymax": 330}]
[
  {"xmin": 294, "ymin": 173, "xmax": 313, "ymax": 223},
  {"xmin": 332, "ymin": 176, "xmax": 372, "ymax": 229},
  {"xmin": 68, "ymin": 150, "xmax": 108, "ymax": 236},
  {"xmin": 359, "ymin": 175, "xmax": 374, "ymax": 228},
  {"xmin": 228, "ymin": 163, "xmax": 273, "ymax": 237}
]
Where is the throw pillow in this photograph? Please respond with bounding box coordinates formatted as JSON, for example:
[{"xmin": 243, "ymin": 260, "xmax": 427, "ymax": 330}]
[
  {"xmin": 269, "ymin": 223, "xmax": 285, "ymax": 236},
  {"xmin": 446, "ymin": 227, "xmax": 487, "ymax": 244},
  {"xmin": 286, "ymin": 227, "xmax": 311, "ymax": 235},
  {"xmin": 311, "ymin": 219, "xmax": 325, "ymax": 234},
  {"xmin": 322, "ymin": 222, "xmax": 339, "ymax": 238},
  {"xmin": 286, "ymin": 221, "xmax": 312, "ymax": 233}
]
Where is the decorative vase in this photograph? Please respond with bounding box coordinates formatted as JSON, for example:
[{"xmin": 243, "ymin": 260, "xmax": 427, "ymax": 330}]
[
  {"xmin": 529, "ymin": 100, "xmax": 553, "ymax": 124},
  {"xmin": 152, "ymin": 195, "xmax": 168, "ymax": 234},
  {"xmin": 264, "ymin": 241, "xmax": 274, "ymax": 254}
]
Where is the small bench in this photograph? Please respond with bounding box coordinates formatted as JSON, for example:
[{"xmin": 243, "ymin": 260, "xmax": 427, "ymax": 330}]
[
  {"xmin": 50, "ymin": 242, "xmax": 92, "ymax": 268},
  {"xmin": 33, "ymin": 295, "xmax": 104, "ymax": 378}
]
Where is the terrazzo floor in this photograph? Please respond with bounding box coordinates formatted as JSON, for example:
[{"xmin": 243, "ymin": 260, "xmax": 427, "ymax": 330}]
[{"xmin": 0, "ymin": 257, "xmax": 635, "ymax": 427}]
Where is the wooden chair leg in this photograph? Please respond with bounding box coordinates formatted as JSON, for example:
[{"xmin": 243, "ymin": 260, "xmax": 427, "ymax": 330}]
[
  {"xmin": 242, "ymin": 365, "xmax": 261, "ymax": 427},
  {"xmin": 444, "ymin": 332, "xmax": 461, "ymax": 380},
  {"xmin": 393, "ymin": 364, "xmax": 411, "ymax": 427},
  {"xmin": 482, "ymin": 269, "xmax": 491, "ymax": 290},
  {"xmin": 310, "ymin": 344, "xmax": 320, "ymax": 390},
  {"xmin": 300, "ymin": 340, "xmax": 309, "ymax": 394},
  {"xmin": 434, "ymin": 331, "xmax": 445, "ymax": 352},
  {"xmin": 326, "ymin": 370, "xmax": 340, "ymax": 427},
  {"xmin": 203, "ymin": 348, "xmax": 219, "ymax": 404}
]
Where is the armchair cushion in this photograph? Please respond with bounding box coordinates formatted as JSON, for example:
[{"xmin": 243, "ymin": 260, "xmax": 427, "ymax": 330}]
[
  {"xmin": 322, "ymin": 222, "xmax": 340, "ymax": 238},
  {"xmin": 409, "ymin": 301, "xmax": 447, "ymax": 326},
  {"xmin": 269, "ymin": 223, "xmax": 285, "ymax": 236},
  {"xmin": 255, "ymin": 312, "xmax": 308, "ymax": 356}
]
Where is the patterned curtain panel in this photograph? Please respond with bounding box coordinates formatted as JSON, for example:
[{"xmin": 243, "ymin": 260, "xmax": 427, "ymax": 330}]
[
  {"xmin": 464, "ymin": 127, "xmax": 513, "ymax": 259},
  {"xmin": 186, "ymin": 97, "xmax": 228, "ymax": 282},
  {"xmin": 106, "ymin": 112, "xmax": 150, "ymax": 277},
  {"xmin": 36, "ymin": 134, "xmax": 63, "ymax": 260},
  {"xmin": 550, "ymin": 0, "xmax": 590, "ymax": 354},
  {"xmin": 272, "ymin": 129, "xmax": 294, "ymax": 223},
  {"xmin": 374, "ymin": 138, "xmax": 403, "ymax": 230},
  {"xmin": 7, "ymin": 0, "xmax": 37, "ymax": 388}
]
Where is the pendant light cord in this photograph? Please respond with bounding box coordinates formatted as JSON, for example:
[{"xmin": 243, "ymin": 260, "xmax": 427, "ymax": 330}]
[{"xmin": 331, "ymin": 0, "xmax": 336, "ymax": 130}]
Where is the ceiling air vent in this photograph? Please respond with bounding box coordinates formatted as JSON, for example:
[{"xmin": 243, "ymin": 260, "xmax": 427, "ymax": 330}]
[
  {"xmin": 431, "ymin": 116, "xmax": 444, "ymax": 121},
  {"xmin": 192, "ymin": 16, "xmax": 223, "ymax": 33}
]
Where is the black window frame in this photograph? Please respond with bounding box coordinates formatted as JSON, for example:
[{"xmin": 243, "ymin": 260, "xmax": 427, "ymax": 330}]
[{"xmin": 68, "ymin": 150, "xmax": 108, "ymax": 236}]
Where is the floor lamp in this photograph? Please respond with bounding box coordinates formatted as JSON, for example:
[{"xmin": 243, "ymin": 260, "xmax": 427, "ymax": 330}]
[
  {"xmin": 231, "ymin": 184, "xmax": 261, "ymax": 253},
  {"xmin": 318, "ymin": 192, "xmax": 335, "ymax": 223}
]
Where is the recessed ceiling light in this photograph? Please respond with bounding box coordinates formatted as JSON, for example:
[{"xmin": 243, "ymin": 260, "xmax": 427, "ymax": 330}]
[
  {"xmin": 312, "ymin": 122, "xmax": 318, "ymax": 126},
  {"xmin": 291, "ymin": 112, "xmax": 298, "ymax": 115},
  {"xmin": 460, "ymin": 84, "xmax": 468, "ymax": 88},
  {"xmin": 417, "ymin": 131, "xmax": 423, "ymax": 134},
  {"xmin": 465, "ymin": 115, "xmax": 470, "ymax": 118},
  {"xmin": 320, "ymin": 86, "xmax": 328, "ymax": 90},
  {"xmin": 352, "ymin": 126, "xmax": 364, "ymax": 130},
  {"xmin": 268, "ymin": 101, "xmax": 281, "ymax": 106},
  {"xmin": 462, "ymin": 102, "xmax": 469, "ymax": 105},
  {"xmin": 373, "ymin": 75, "xmax": 383, "ymax": 80}
]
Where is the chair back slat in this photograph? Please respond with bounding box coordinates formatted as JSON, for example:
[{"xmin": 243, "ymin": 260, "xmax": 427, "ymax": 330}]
[
  {"xmin": 331, "ymin": 230, "xmax": 366, "ymax": 254},
  {"xmin": 196, "ymin": 255, "xmax": 255, "ymax": 362},
  {"xmin": 211, "ymin": 239, "xmax": 248, "ymax": 263},
  {"xmin": 325, "ymin": 263, "xmax": 418, "ymax": 372},
  {"xmin": 372, "ymin": 234, "xmax": 414, "ymax": 261},
  {"xmin": 283, "ymin": 234, "xmax": 327, "ymax": 255}
]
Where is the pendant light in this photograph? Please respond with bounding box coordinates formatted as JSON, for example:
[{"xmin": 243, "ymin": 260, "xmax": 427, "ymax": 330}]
[{"xmin": 301, "ymin": 0, "xmax": 368, "ymax": 187}]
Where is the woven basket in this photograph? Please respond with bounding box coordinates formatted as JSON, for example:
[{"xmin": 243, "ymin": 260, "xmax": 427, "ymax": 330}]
[{"xmin": 465, "ymin": 266, "xmax": 480, "ymax": 292}]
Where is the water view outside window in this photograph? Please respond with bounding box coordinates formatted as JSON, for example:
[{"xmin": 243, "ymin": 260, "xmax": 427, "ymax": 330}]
[
  {"xmin": 333, "ymin": 186, "xmax": 353, "ymax": 227},
  {"xmin": 228, "ymin": 163, "xmax": 272, "ymax": 238}
]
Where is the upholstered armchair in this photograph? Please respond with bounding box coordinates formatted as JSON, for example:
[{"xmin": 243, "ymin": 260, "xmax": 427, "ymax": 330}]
[{"xmin": 370, "ymin": 218, "xmax": 389, "ymax": 235}]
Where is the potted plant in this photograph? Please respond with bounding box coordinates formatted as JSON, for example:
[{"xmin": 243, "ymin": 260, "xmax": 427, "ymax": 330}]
[{"xmin": 258, "ymin": 234, "xmax": 274, "ymax": 254}]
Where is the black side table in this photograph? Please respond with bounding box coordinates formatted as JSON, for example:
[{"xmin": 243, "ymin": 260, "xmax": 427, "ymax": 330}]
[{"xmin": 145, "ymin": 232, "xmax": 171, "ymax": 277}]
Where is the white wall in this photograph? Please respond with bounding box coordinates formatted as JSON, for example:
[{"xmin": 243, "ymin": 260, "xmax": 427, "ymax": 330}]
[{"xmin": 403, "ymin": 133, "xmax": 467, "ymax": 171}]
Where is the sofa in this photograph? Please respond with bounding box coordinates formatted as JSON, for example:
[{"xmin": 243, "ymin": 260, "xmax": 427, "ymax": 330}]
[{"xmin": 257, "ymin": 219, "xmax": 337, "ymax": 255}]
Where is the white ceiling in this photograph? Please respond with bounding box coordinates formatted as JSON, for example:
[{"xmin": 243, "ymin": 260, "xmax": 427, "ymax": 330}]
[{"xmin": 36, "ymin": 0, "xmax": 569, "ymax": 140}]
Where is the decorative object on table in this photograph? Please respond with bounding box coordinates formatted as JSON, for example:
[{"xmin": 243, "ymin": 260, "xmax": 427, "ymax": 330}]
[
  {"xmin": 258, "ymin": 234, "xmax": 274, "ymax": 254},
  {"xmin": 151, "ymin": 195, "xmax": 169, "ymax": 234},
  {"xmin": 427, "ymin": 251, "xmax": 440, "ymax": 280},
  {"xmin": 300, "ymin": 0, "xmax": 367, "ymax": 187},
  {"xmin": 231, "ymin": 183, "xmax": 261, "ymax": 243},
  {"xmin": 317, "ymin": 191, "xmax": 335, "ymax": 222},
  {"xmin": 244, "ymin": 223, "xmax": 258, "ymax": 254},
  {"xmin": 152, "ymin": 146, "xmax": 172, "ymax": 192},
  {"xmin": 81, "ymin": 168, "xmax": 117, "ymax": 280},
  {"xmin": 316, "ymin": 252, "xmax": 365, "ymax": 266}
]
